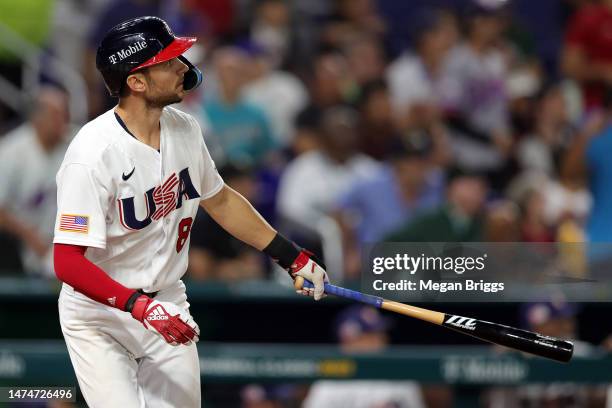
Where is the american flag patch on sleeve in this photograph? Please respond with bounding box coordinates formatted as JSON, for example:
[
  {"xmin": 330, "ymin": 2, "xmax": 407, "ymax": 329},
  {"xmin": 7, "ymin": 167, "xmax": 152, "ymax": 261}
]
[{"xmin": 59, "ymin": 214, "xmax": 89, "ymax": 233}]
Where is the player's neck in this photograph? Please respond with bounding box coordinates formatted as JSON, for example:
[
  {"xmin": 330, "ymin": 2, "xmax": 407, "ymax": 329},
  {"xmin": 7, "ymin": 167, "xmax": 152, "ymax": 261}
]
[{"xmin": 115, "ymin": 100, "xmax": 161, "ymax": 150}]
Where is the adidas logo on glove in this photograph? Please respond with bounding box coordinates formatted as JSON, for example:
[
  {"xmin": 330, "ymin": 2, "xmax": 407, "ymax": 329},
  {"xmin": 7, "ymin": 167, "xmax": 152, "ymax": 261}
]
[
  {"xmin": 147, "ymin": 305, "xmax": 169, "ymax": 321},
  {"xmin": 147, "ymin": 315, "xmax": 169, "ymax": 321},
  {"xmin": 131, "ymin": 297, "xmax": 200, "ymax": 345}
]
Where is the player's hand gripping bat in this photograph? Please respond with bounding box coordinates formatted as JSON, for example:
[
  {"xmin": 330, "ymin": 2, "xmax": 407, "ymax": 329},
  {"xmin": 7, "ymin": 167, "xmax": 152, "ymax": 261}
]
[{"xmin": 294, "ymin": 277, "xmax": 573, "ymax": 362}]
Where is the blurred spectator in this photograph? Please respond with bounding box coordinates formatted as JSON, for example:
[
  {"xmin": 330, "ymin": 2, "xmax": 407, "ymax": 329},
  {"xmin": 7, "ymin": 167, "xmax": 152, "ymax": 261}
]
[
  {"xmin": 516, "ymin": 82, "xmax": 575, "ymax": 177},
  {"xmin": 562, "ymin": 0, "xmax": 612, "ymax": 110},
  {"xmin": 560, "ymin": 0, "xmax": 594, "ymax": 27},
  {"xmin": 199, "ymin": 47, "xmax": 277, "ymax": 167},
  {"xmin": 293, "ymin": 50, "xmax": 353, "ymax": 154},
  {"xmin": 355, "ymin": 80, "xmax": 397, "ymax": 160},
  {"xmin": 442, "ymin": 3, "xmax": 514, "ymax": 184},
  {"xmin": 518, "ymin": 189, "xmax": 556, "ymax": 242},
  {"xmin": 241, "ymin": 383, "xmax": 306, "ymax": 408},
  {"xmin": 249, "ymin": 0, "xmax": 292, "ymax": 68},
  {"xmin": 483, "ymin": 200, "xmax": 521, "ymax": 242},
  {"xmin": 386, "ymin": 8, "xmax": 458, "ymax": 131},
  {"xmin": 277, "ymin": 106, "xmax": 379, "ymax": 230},
  {"xmin": 321, "ymin": 0, "xmax": 387, "ymax": 49},
  {"xmin": 306, "ymin": 49, "xmax": 353, "ymax": 109},
  {"xmin": 184, "ymin": 0, "xmax": 234, "ymax": 38},
  {"xmin": 341, "ymin": 34, "xmax": 387, "ymax": 91},
  {"xmin": 335, "ymin": 305, "xmax": 391, "ymax": 353},
  {"xmin": 334, "ymin": 132, "xmax": 445, "ymax": 277},
  {"xmin": 385, "ymin": 169, "xmax": 487, "ymax": 242},
  {"xmin": 506, "ymin": 64, "xmax": 543, "ymax": 137},
  {"xmin": 507, "ymin": 172, "xmax": 590, "ymax": 239},
  {"xmin": 188, "ymin": 163, "xmax": 265, "ymax": 281},
  {"xmin": 303, "ymin": 305, "xmax": 429, "ymax": 408},
  {"xmin": 174, "ymin": 1, "xmax": 221, "ymax": 55},
  {"xmin": 0, "ymin": 87, "xmax": 71, "ymax": 276},
  {"xmin": 241, "ymin": 384, "xmax": 281, "ymax": 408},
  {"xmin": 242, "ymin": 43, "xmax": 309, "ymax": 149}
]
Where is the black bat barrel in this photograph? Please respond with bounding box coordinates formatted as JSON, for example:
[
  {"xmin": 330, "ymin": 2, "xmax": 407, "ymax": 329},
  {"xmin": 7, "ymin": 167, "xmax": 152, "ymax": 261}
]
[{"xmin": 442, "ymin": 314, "xmax": 574, "ymax": 363}]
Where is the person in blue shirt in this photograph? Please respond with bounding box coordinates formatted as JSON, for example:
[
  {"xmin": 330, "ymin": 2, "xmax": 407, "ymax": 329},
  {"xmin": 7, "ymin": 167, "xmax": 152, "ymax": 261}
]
[
  {"xmin": 563, "ymin": 98, "xmax": 612, "ymax": 243},
  {"xmin": 562, "ymin": 95, "xmax": 612, "ymax": 276},
  {"xmin": 200, "ymin": 47, "xmax": 277, "ymax": 166},
  {"xmin": 333, "ymin": 133, "xmax": 445, "ymax": 277},
  {"xmin": 585, "ymin": 122, "xmax": 612, "ymax": 242}
]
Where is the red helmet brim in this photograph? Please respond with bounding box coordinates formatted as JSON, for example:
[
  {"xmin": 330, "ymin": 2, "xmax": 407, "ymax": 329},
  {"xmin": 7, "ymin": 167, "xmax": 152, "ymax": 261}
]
[{"xmin": 130, "ymin": 36, "xmax": 196, "ymax": 72}]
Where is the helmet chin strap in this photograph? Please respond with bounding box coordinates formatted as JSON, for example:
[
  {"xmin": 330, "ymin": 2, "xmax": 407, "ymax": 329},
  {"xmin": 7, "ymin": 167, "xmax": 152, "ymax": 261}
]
[{"xmin": 178, "ymin": 56, "xmax": 203, "ymax": 92}]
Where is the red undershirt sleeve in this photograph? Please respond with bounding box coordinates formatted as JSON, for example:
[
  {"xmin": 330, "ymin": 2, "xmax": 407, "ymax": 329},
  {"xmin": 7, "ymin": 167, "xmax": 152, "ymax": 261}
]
[{"xmin": 54, "ymin": 243, "xmax": 137, "ymax": 311}]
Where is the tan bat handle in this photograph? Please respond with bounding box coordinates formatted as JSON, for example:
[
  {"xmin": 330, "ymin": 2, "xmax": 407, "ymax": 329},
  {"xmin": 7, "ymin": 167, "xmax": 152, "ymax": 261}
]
[{"xmin": 381, "ymin": 301, "xmax": 445, "ymax": 325}]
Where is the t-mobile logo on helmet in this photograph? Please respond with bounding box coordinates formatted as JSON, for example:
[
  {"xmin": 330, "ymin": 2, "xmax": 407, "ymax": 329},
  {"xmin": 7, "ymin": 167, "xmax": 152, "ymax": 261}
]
[{"xmin": 108, "ymin": 41, "xmax": 148, "ymax": 64}]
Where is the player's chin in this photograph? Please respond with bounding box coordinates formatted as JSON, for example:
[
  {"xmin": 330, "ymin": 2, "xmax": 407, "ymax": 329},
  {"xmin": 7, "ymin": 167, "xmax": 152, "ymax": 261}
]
[
  {"xmin": 173, "ymin": 86, "xmax": 186, "ymax": 99},
  {"xmin": 164, "ymin": 92, "xmax": 184, "ymax": 106}
]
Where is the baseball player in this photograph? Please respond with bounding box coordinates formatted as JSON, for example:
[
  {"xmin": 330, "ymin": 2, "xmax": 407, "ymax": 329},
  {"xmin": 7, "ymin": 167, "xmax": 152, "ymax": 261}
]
[{"xmin": 53, "ymin": 16, "xmax": 328, "ymax": 408}]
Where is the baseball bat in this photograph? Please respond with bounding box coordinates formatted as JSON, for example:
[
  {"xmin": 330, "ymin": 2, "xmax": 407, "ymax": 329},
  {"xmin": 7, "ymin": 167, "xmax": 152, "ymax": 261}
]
[{"xmin": 295, "ymin": 277, "xmax": 573, "ymax": 363}]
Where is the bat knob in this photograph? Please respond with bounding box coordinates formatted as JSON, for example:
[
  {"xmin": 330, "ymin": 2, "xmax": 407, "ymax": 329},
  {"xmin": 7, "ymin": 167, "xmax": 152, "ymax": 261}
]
[{"xmin": 294, "ymin": 276, "xmax": 304, "ymax": 290}]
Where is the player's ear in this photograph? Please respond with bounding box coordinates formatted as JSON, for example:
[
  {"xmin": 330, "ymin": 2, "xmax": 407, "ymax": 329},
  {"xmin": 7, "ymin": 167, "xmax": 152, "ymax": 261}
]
[{"xmin": 125, "ymin": 72, "xmax": 147, "ymax": 94}]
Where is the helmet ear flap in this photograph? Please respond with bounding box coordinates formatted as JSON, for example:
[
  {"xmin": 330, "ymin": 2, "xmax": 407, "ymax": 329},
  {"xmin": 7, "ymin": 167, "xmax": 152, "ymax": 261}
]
[{"xmin": 178, "ymin": 56, "xmax": 203, "ymax": 92}]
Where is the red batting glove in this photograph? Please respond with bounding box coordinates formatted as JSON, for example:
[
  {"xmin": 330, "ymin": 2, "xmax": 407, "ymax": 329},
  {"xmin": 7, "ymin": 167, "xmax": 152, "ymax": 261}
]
[
  {"xmin": 130, "ymin": 295, "xmax": 200, "ymax": 346},
  {"xmin": 289, "ymin": 250, "xmax": 329, "ymax": 300},
  {"xmin": 261, "ymin": 234, "xmax": 329, "ymax": 300}
]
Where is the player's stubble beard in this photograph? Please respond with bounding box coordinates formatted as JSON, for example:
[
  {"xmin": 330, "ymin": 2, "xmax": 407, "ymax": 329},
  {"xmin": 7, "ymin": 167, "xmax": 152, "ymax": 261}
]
[
  {"xmin": 143, "ymin": 74, "xmax": 184, "ymax": 109},
  {"xmin": 144, "ymin": 88, "xmax": 183, "ymax": 109}
]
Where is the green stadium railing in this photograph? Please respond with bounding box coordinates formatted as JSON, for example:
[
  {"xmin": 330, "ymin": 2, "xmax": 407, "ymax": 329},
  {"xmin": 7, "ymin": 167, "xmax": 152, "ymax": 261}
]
[{"xmin": 0, "ymin": 340, "xmax": 609, "ymax": 386}]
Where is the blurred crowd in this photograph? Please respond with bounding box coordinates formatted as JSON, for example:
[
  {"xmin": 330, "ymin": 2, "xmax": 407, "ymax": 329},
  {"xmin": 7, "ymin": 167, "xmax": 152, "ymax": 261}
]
[
  {"xmin": 2, "ymin": 0, "xmax": 612, "ymax": 406},
  {"xmin": 1, "ymin": 0, "xmax": 611, "ymax": 282}
]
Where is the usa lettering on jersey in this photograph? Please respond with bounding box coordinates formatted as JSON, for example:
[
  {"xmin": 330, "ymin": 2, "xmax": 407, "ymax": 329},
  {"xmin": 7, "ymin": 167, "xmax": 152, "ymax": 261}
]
[{"xmin": 118, "ymin": 167, "xmax": 200, "ymax": 230}]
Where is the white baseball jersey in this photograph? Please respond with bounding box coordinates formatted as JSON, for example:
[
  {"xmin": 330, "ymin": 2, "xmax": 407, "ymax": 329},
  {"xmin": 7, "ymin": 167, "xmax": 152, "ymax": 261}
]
[{"xmin": 53, "ymin": 106, "xmax": 223, "ymax": 292}]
